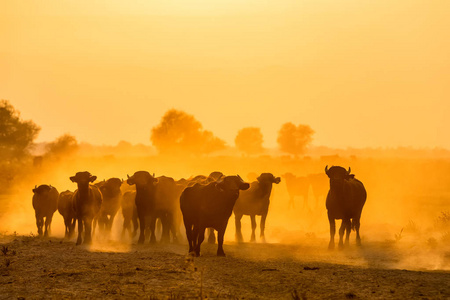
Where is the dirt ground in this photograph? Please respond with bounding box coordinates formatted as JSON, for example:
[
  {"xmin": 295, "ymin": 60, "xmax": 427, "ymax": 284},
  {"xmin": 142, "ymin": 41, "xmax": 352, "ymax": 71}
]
[{"xmin": 0, "ymin": 233, "xmax": 449, "ymax": 300}]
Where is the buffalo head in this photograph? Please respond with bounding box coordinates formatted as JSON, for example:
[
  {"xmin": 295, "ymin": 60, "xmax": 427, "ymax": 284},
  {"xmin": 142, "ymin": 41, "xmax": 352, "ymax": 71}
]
[
  {"xmin": 217, "ymin": 175, "xmax": 250, "ymax": 192},
  {"xmin": 70, "ymin": 172, "xmax": 97, "ymax": 184},
  {"xmin": 126, "ymin": 171, "xmax": 157, "ymax": 187},
  {"xmin": 257, "ymin": 173, "xmax": 281, "ymax": 185}
]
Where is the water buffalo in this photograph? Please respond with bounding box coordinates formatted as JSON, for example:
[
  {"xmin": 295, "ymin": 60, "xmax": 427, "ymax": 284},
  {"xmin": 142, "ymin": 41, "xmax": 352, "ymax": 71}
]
[
  {"xmin": 70, "ymin": 171, "xmax": 103, "ymax": 245},
  {"xmin": 32, "ymin": 185, "xmax": 59, "ymax": 237},
  {"xmin": 325, "ymin": 166, "xmax": 367, "ymax": 249},
  {"xmin": 307, "ymin": 173, "xmax": 329, "ymax": 209},
  {"xmin": 282, "ymin": 173, "xmax": 310, "ymax": 210},
  {"xmin": 126, "ymin": 171, "xmax": 158, "ymax": 244},
  {"xmin": 58, "ymin": 190, "xmax": 76, "ymax": 238},
  {"xmin": 180, "ymin": 175, "xmax": 250, "ymax": 256},
  {"xmin": 152, "ymin": 176, "xmax": 186, "ymax": 243},
  {"xmin": 121, "ymin": 190, "xmax": 138, "ymax": 238},
  {"xmin": 186, "ymin": 172, "xmax": 225, "ymax": 244},
  {"xmin": 95, "ymin": 178, "xmax": 123, "ymax": 233},
  {"xmin": 234, "ymin": 173, "xmax": 281, "ymax": 243}
]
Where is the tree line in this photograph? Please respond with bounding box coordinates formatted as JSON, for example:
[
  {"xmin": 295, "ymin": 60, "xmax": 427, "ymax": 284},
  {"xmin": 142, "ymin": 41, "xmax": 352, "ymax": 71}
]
[{"xmin": 0, "ymin": 100, "xmax": 314, "ymax": 160}]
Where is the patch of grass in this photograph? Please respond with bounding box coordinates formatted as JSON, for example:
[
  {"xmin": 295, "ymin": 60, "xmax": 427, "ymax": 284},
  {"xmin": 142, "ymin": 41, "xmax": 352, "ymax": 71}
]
[
  {"xmin": 395, "ymin": 228, "xmax": 403, "ymax": 242},
  {"xmin": 435, "ymin": 211, "xmax": 450, "ymax": 231},
  {"xmin": 291, "ymin": 289, "xmax": 307, "ymax": 300},
  {"xmin": 405, "ymin": 220, "xmax": 419, "ymax": 234},
  {"xmin": 4, "ymin": 258, "xmax": 11, "ymax": 268},
  {"xmin": 1, "ymin": 246, "xmax": 9, "ymax": 256}
]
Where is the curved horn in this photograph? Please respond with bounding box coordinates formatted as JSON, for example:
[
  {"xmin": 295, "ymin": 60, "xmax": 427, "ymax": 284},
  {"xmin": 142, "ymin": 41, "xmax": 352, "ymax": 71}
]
[
  {"xmin": 325, "ymin": 165, "xmax": 329, "ymax": 174},
  {"xmin": 347, "ymin": 167, "xmax": 351, "ymax": 174},
  {"xmin": 127, "ymin": 174, "xmax": 130, "ymax": 179},
  {"xmin": 35, "ymin": 185, "xmax": 37, "ymax": 189},
  {"xmin": 237, "ymin": 175, "xmax": 242, "ymax": 181},
  {"xmin": 153, "ymin": 173, "xmax": 155, "ymax": 177}
]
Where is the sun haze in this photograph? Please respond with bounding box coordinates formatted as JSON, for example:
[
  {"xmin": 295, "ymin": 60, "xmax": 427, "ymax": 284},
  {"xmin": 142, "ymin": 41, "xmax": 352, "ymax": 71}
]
[{"xmin": 1, "ymin": 0, "xmax": 449, "ymax": 148}]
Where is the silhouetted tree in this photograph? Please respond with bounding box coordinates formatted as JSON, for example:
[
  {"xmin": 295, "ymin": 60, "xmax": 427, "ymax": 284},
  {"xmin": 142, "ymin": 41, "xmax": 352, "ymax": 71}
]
[
  {"xmin": 277, "ymin": 122, "xmax": 314, "ymax": 156},
  {"xmin": 151, "ymin": 109, "xmax": 226, "ymax": 155},
  {"xmin": 235, "ymin": 127, "xmax": 264, "ymax": 155},
  {"xmin": 45, "ymin": 134, "xmax": 78, "ymax": 158},
  {"xmin": 0, "ymin": 100, "xmax": 40, "ymax": 161}
]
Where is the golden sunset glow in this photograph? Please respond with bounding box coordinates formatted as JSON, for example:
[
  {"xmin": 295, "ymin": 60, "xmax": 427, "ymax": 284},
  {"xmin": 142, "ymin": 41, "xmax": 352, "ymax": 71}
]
[
  {"xmin": 2, "ymin": 1, "xmax": 449, "ymax": 148},
  {"xmin": 1, "ymin": 2, "xmax": 450, "ymax": 298}
]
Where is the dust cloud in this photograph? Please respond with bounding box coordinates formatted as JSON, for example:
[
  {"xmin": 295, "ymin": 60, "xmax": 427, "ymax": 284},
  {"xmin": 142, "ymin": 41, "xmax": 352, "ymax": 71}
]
[{"xmin": 0, "ymin": 147, "xmax": 449, "ymax": 271}]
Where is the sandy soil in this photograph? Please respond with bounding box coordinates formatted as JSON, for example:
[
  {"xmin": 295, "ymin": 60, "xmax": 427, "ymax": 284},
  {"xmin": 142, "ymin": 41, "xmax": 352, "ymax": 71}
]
[{"xmin": 0, "ymin": 233, "xmax": 449, "ymax": 300}]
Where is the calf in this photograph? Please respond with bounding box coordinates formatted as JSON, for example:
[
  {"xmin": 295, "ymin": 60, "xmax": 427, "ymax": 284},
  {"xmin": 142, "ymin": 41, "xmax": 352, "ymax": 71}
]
[
  {"xmin": 32, "ymin": 185, "xmax": 59, "ymax": 237},
  {"xmin": 96, "ymin": 178, "xmax": 123, "ymax": 233},
  {"xmin": 70, "ymin": 171, "xmax": 102, "ymax": 245},
  {"xmin": 58, "ymin": 190, "xmax": 76, "ymax": 238},
  {"xmin": 282, "ymin": 173, "xmax": 310, "ymax": 209},
  {"xmin": 121, "ymin": 190, "xmax": 138, "ymax": 239},
  {"xmin": 234, "ymin": 173, "xmax": 281, "ymax": 243},
  {"xmin": 126, "ymin": 171, "xmax": 158, "ymax": 244}
]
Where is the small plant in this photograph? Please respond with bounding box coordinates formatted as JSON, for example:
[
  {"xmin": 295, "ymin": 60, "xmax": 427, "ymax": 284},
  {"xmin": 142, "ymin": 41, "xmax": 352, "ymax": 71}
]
[
  {"xmin": 1, "ymin": 246, "xmax": 9, "ymax": 256},
  {"xmin": 291, "ymin": 289, "xmax": 307, "ymax": 300},
  {"xmin": 435, "ymin": 211, "xmax": 450, "ymax": 230},
  {"xmin": 4, "ymin": 258, "xmax": 11, "ymax": 268},
  {"xmin": 395, "ymin": 228, "xmax": 403, "ymax": 242},
  {"xmin": 405, "ymin": 220, "xmax": 419, "ymax": 233}
]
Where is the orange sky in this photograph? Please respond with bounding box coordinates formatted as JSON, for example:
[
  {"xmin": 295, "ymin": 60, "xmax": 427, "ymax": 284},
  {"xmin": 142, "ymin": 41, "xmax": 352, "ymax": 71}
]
[{"xmin": 1, "ymin": 1, "xmax": 449, "ymax": 149}]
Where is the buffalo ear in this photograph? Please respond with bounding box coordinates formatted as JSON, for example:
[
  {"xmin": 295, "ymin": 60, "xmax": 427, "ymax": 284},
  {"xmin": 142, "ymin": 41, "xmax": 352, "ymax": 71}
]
[
  {"xmin": 348, "ymin": 174, "xmax": 355, "ymax": 179},
  {"xmin": 240, "ymin": 182, "xmax": 250, "ymax": 190},
  {"xmin": 127, "ymin": 178, "xmax": 135, "ymax": 185},
  {"xmin": 89, "ymin": 176, "xmax": 97, "ymax": 182},
  {"xmin": 70, "ymin": 176, "xmax": 76, "ymax": 182},
  {"xmin": 32, "ymin": 188, "xmax": 37, "ymax": 193},
  {"xmin": 275, "ymin": 177, "xmax": 281, "ymax": 184}
]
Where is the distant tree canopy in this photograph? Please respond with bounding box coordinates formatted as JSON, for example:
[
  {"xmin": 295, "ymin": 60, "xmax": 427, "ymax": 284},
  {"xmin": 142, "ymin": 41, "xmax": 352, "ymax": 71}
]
[
  {"xmin": 45, "ymin": 134, "xmax": 79, "ymax": 158},
  {"xmin": 0, "ymin": 100, "xmax": 40, "ymax": 161},
  {"xmin": 277, "ymin": 122, "xmax": 314, "ymax": 156},
  {"xmin": 150, "ymin": 109, "xmax": 226, "ymax": 155},
  {"xmin": 235, "ymin": 127, "xmax": 264, "ymax": 155}
]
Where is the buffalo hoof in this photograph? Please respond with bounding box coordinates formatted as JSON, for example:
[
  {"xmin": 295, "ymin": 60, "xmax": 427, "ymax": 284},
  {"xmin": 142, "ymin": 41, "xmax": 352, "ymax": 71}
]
[
  {"xmin": 76, "ymin": 239, "xmax": 82, "ymax": 246},
  {"xmin": 217, "ymin": 251, "xmax": 226, "ymax": 257},
  {"xmin": 328, "ymin": 243, "xmax": 335, "ymax": 250}
]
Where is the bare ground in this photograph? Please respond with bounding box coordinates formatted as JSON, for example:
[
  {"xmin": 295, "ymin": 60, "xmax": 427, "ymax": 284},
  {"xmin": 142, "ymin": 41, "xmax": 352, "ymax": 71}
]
[{"xmin": 0, "ymin": 234, "xmax": 449, "ymax": 300}]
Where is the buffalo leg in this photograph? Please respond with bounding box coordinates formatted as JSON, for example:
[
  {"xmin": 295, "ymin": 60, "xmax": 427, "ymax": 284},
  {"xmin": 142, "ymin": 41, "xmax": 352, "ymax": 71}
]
[
  {"xmin": 148, "ymin": 215, "xmax": 157, "ymax": 243},
  {"xmin": 184, "ymin": 221, "xmax": 194, "ymax": 253},
  {"xmin": 338, "ymin": 219, "xmax": 348, "ymax": 249},
  {"xmin": 328, "ymin": 213, "xmax": 335, "ymax": 250},
  {"xmin": 137, "ymin": 212, "xmax": 146, "ymax": 244},
  {"xmin": 260, "ymin": 213, "xmax": 267, "ymax": 242},
  {"xmin": 195, "ymin": 227, "xmax": 206, "ymax": 257},
  {"xmin": 217, "ymin": 228, "xmax": 226, "ymax": 256},
  {"xmin": 250, "ymin": 215, "xmax": 257, "ymax": 242},
  {"xmin": 69, "ymin": 218, "xmax": 76, "ymax": 239},
  {"xmin": 345, "ymin": 219, "xmax": 352, "ymax": 246},
  {"xmin": 207, "ymin": 228, "xmax": 216, "ymax": 244},
  {"xmin": 36, "ymin": 215, "xmax": 43, "ymax": 237},
  {"xmin": 64, "ymin": 217, "xmax": 71, "ymax": 238},
  {"xmin": 288, "ymin": 195, "xmax": 294, "ymax": 210},
  {"xmin": 44, "ymin": 215, "xmax": 53, "ymax": 237},
  {"xmin": 353, "ymin": 217, "xmax": 362, "ymax": 246},
  {"xmin": 84, "ymin": 217, "xmax": 93, "ymax": 244},
  {"xmin": 235, "ymin": 213, "xmax": 244, "ymax": 243},
  {"xmin": 76, "ymin": 217, "xmax": 83, "ymax": 245}
]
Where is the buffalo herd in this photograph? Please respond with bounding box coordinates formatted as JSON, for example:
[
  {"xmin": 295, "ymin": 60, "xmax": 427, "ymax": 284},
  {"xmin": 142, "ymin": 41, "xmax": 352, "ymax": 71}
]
[{"xmin": 31, "ymin": 166, "xmax": 367, "ymax": 255}]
